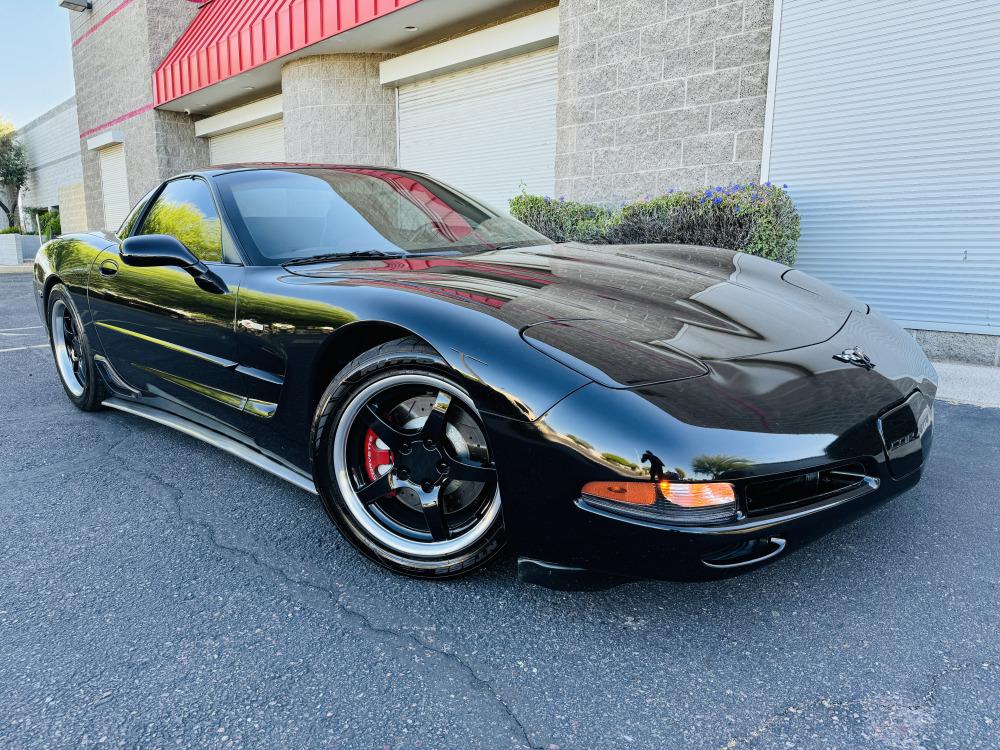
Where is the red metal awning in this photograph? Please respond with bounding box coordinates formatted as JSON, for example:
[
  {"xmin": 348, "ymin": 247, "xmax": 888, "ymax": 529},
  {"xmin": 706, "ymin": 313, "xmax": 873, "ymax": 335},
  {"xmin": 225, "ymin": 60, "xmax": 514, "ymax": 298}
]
[{"xmin": 153, "ymin": 0, "xmax": 421, "ymax": 107}]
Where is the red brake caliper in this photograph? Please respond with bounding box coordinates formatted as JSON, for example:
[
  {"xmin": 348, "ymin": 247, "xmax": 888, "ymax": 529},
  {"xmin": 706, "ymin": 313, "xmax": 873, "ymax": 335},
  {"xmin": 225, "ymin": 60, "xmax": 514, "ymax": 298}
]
[{"xmin": 364, "ymin": 429, "xmax": 395, "ymax": 496}]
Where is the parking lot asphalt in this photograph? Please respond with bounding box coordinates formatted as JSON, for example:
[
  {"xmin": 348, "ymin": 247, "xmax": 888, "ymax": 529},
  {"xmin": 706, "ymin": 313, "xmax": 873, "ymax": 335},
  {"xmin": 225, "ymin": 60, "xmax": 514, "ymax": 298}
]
[{"xmin": 1, "ymin": 270, "xmax": 997, "ymax": 750}]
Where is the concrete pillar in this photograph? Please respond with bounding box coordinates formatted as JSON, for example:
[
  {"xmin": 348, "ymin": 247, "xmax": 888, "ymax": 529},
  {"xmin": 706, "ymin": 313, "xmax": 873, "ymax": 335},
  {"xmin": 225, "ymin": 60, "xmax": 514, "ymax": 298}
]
[
  {"xmin": 69, "ymin": 0, "xmax": 207, "ymax": 231},
  {"xmin": 281, "ymin": 54, "xmax": 397, "ymax": 166}
]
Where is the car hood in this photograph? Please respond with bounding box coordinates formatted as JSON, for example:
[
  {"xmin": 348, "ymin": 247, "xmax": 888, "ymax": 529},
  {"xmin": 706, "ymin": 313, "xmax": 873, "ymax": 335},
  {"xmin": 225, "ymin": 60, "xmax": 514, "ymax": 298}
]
[{"xmin": 289, "ymin": 243, "xmax": 864, "ymax": 388}]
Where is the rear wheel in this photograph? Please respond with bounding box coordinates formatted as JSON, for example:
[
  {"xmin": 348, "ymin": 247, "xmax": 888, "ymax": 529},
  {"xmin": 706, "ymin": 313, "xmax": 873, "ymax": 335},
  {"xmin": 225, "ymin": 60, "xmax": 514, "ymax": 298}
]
[
  {"xmin": 47, "ymin": 284, "xmax": 105, "ymax": 411},
  {"xmin": 312, "ymin": 338, "xmax": 504, "ymax": 577}
]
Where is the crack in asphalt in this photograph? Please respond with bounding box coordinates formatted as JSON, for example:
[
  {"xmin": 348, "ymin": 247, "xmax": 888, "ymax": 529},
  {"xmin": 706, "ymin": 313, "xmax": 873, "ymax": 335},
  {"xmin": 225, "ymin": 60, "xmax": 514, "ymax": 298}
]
[
  {"xmin": 717, "ymin": 660, "xmax": 986, "ymax": 750},
  {"xmin": 106, "ymin": 447, "xmax": 549, "ymax": 750},
  {"xmin": 2, "ymin": 428, "xmax": 137, "ymax": 485}
]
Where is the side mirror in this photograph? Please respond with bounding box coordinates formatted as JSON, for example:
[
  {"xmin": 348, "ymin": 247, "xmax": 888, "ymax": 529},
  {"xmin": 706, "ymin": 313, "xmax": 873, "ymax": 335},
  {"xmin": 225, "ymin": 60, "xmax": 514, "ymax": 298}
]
[
  {"xmin": 121, "ymin": 234, "xmax": 198, "ymax": 269},
  {"xmin": 120, "ymin": 234, "xmax": 228, "ymax": 294}
]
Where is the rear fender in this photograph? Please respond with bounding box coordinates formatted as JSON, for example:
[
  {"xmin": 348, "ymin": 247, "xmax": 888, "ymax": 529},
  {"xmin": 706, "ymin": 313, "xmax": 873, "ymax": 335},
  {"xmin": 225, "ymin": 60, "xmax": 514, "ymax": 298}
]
[{"xmin": 35, "ymin": 233, "xmax": 116, "ymax": 331}]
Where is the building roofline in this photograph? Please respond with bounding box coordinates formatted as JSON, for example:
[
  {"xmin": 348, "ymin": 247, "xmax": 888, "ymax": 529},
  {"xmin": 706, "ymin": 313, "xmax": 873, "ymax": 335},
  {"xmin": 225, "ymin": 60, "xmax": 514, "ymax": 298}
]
[{"xmin": 16, "ymin": 97, "xmax": 77, "ymax": 135}]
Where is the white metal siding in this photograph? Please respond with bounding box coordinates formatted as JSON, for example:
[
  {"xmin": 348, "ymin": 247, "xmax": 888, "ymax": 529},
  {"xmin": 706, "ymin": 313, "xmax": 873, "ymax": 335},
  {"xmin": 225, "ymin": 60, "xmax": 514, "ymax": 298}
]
[
  {"xmin": 208, "ymin": 119, "xmax": 285, "ymax": 165},
  {"xmin": 398, "ymin": 47, "xmax": 557, "ymax": 213},
  {"xmin": 17, "ymin": 101, "xmax": 83, "ymax": 209},
  {"xmin": 98, "ymin": 144, "xmax": 129, "ymax": 232},
  {"xmin": 764, "ymin": 0, "xmax": 1000, "ymax": 334}
]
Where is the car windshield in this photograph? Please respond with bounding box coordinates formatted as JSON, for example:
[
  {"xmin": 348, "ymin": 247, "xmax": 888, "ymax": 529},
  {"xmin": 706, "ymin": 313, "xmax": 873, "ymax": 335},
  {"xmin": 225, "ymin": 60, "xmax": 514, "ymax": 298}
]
[{"xmin": 213, "ymin": 167, "xmax": 550, "ymax": 265}]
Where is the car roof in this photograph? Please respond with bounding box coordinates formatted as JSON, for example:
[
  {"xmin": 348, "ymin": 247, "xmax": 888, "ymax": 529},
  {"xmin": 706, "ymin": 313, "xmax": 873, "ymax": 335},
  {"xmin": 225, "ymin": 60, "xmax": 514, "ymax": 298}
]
[{"xmin": 174, "ymin": 162, "xmax": 426, "ymax": 179}]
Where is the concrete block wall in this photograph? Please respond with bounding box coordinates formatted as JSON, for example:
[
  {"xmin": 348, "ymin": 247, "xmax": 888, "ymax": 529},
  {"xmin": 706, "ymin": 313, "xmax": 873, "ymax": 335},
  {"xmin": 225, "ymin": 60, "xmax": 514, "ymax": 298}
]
[
  {"xmin": 910, "ymin": 330, "xmax": 1000, "ymax": 369},
  {"xmin": 143, "ymin": 0, "xmax": 211, "ymax": 183},
  {"xmin": 281, "ymin": 54, "xmax": 397, "ymax": 166},
  {"xmin": 68, "ymin": 0, "xmax": 206, "ymax": 231},
  {"xmin": 555, "ymin": 0, "xmax": 774, "ymax": 204}
]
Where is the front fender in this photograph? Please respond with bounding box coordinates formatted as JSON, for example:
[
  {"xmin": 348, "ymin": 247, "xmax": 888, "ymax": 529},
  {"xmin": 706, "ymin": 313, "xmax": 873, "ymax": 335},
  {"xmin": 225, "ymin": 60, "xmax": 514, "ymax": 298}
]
[
  {"xmin": 362, "ymin": 294, "xmax": 593, "ymax": 421},
  {"xmin": 231, "ymin": 267, "xmax": 594, "ymax": 472},
  {"xmin": 238, "ymin": 267, "xmax": 593, "ymax": 424}
]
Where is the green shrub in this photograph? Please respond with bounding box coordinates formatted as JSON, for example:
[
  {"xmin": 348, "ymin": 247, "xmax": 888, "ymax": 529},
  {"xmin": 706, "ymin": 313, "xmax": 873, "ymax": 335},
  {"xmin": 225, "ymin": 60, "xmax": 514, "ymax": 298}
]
[
  {"xmin": 509, "ymin": 182, "xmax": 801, "ymax": 265},
  {"xmin": 0, "ymin": 225, "xmax": 21, "ymax": 235},
  {"xmin": 507, "ymin": 193, "xmax": 613, "ymax": 244}
]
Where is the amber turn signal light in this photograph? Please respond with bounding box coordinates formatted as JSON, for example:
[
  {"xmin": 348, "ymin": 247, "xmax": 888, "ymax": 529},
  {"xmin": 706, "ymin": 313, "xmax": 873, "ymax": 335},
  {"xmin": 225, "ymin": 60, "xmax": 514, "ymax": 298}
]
[
  {"xmin": 582, "ymin": 481, "xmax": 657, "ymax": 506},
  {"xmin": 581, "ymin": 480, "xmax": 735, "ymax": 508}
]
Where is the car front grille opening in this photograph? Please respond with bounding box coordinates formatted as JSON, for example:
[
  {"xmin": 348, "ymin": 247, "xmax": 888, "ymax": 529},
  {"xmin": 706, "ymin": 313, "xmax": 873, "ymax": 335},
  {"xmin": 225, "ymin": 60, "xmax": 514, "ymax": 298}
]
[{"xmin": 745, "ymin": 462, "xmax": 870, "ymax": 516}]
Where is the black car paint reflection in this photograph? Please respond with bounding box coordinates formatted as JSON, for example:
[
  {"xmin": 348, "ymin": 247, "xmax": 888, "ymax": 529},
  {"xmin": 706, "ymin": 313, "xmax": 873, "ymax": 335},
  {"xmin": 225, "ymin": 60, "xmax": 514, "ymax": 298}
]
[{"xmin": 33, "ymin": 165, "xmax": 937, "ymax": 582}]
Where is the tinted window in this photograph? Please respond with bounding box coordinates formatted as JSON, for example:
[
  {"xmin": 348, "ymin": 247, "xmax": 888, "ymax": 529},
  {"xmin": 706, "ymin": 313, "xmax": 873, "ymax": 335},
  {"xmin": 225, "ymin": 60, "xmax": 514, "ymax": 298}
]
[
  {"xmin": 116, "ymin": 187, "xmax": 156, "ymax": 241},
  {"xmin": 139, "ymin": 178, "xmax": 223, "ymax": 262},
  {"xmin": 214, "ymin": 168, "xmax": 549, "ymax": 265}
]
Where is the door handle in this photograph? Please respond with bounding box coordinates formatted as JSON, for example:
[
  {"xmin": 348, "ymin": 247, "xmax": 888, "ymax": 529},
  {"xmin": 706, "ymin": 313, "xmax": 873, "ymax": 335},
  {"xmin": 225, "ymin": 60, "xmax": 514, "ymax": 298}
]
[{"xmin": 99, "ymin": 259, "xmax": 119, "ymax": 277}]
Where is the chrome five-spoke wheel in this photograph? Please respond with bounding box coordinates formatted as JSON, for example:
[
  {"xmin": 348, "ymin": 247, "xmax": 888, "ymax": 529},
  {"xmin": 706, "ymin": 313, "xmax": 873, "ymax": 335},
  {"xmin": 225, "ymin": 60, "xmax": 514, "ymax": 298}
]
[
  {"xmin": 313, "ymin": 338, "xmax": 505, "ymax": 577},
  {"xmin": 51, "ymin": 297, "xmax": 88, "ymax": 398},
  {"xmin": 333, "ymin": 373, "xmax": 501, "ymax": 558},
  {"xmin": 47, "ymin": 284, "xmax": 104, "ymax": 411}
]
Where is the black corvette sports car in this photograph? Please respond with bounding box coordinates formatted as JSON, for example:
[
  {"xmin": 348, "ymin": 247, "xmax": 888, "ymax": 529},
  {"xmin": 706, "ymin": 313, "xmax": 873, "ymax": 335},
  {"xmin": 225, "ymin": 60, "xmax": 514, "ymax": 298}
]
[{"xmin": 34, "ymin": 165, "xmax": 936, "ymax": 584}]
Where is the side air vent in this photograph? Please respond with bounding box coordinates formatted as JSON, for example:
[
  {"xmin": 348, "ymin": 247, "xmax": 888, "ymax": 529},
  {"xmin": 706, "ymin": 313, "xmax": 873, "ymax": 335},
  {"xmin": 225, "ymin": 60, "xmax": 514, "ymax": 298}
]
[{"xmin": 94, "ymin": 354, "xmax": 141, "ymax": 398}]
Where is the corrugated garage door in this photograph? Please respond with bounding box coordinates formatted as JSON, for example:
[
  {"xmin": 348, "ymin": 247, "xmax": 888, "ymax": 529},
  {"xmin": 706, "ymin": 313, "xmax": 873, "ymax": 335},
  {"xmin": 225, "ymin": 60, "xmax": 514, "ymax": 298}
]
[
  {"xmin": 98, "ymin": 144, "xmax": 130, "ymax": 232},
  {"xmin": 208, "ymin": 119, "xmax": 285, "ymax": 165},
  {"xmin": 398, "ymin": 47, "xmax": 557, "ymax": 213},
  {"xmin": 765, "ymin": 0, "xmax": 1000, "ymax": 334}
]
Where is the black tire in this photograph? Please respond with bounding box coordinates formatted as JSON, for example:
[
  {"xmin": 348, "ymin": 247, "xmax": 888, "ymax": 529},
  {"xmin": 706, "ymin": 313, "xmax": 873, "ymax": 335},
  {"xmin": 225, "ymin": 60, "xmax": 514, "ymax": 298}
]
[
  {"xmin": 46, "ymin": 284, "xmax": 105, "ymax": 412},
  {"xmin": 312, "ymin": 337, "xmax": 505, "ymax": 578}
]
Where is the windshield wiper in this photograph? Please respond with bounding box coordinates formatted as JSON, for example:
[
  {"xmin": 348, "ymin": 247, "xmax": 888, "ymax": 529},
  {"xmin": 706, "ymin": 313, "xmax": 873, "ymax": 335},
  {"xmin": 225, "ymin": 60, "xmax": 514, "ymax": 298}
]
[
  {"xmin": 283, "ymin": 250, "xmax": 406, "ymax": 266},
  {"xmin": 489, "ymin": 242, "xmax": 538, "ymax": 251}
]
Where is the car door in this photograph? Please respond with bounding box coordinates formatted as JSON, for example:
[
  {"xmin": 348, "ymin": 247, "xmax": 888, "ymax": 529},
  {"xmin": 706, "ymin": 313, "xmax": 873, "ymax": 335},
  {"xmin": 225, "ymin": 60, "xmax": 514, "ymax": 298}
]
[{"xmin": 89, "ymin": 176, "xmax": 247, "ymax": 428}]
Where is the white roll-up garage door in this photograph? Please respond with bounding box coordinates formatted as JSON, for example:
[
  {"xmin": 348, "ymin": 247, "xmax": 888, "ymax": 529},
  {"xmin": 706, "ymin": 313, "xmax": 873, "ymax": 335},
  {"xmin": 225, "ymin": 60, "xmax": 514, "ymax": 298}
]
[
  {"xmin": 208, "ymin": 119, "xmax": 285, "ymax": 165},
  {"xmin": 398, "ymin": 47, "xmax": 557, "ymax": 213},
  {"xmin": 98, "ymin": 143, "xmax": 130, "ymax": 232},
  {"xmin": 764, "ymin": 0, "xmax": 1000, "ymax": 334}
]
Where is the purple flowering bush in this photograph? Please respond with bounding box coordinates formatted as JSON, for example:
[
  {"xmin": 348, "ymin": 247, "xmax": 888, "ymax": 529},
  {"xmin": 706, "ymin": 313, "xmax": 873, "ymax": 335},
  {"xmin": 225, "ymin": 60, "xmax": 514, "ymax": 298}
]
[{"xmin": 509, "ymin": 182, "xmax": 801, "ymax": 265}]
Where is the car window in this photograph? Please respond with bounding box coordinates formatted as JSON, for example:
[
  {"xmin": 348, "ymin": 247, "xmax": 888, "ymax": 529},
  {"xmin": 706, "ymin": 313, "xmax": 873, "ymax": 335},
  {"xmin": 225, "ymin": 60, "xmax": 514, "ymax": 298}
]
[
  {"xmin": 214, "ymin": 168, "xmax": 549, "ymax": 265},
  {"xmin": 116, "ymin": 187, "xmax": 156, "ymax": 241},
  {"xmin": 138, "ymin": 178, "xmax": 223, "ymax": 262}
]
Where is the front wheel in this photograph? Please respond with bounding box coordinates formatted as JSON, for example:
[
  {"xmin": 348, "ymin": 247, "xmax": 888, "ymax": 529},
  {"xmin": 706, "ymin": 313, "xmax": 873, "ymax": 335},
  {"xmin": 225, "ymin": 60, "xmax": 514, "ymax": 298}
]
[{"xmin": 312, "ymin": 338, "xmax": 505, "ymax": 578}]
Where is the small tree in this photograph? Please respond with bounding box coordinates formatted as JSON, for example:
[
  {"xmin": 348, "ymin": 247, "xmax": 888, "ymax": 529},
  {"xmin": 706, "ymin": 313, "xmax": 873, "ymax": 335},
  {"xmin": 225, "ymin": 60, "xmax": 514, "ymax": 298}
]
[{"xmin": 0, "ymin": 117, "xmax": 29, "ymax": 229}]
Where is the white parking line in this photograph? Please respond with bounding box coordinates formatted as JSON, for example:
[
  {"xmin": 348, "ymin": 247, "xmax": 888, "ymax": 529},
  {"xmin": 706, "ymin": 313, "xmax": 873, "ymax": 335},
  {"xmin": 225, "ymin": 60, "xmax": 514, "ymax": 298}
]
[
  {"xmin": 0, "ymin": 326, "xmax": 43, "ymax": 331},
  {"xmin": 0, "ymin": 344, "xmax": 49, "ymax": 353}
]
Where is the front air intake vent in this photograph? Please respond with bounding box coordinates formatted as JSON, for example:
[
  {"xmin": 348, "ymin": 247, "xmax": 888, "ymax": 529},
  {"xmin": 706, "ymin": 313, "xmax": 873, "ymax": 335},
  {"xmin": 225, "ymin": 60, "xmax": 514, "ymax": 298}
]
[{"xmin": 745, "ymin": 463, "xmax": 872, "ymax": 516}]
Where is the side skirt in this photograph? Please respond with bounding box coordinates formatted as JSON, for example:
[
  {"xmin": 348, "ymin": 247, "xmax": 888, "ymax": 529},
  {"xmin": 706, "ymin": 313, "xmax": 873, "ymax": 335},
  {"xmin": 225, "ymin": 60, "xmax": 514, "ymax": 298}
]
[{"xmin": 102, "ymin": 396, "xmax": 318, "ymax": 495}]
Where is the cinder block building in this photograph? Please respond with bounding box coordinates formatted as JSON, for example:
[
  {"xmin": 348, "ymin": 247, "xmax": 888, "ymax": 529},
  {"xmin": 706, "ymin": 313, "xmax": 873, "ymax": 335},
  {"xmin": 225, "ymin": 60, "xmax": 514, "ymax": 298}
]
[
  {"xmin": 14, "ymin": 97, "xmax": 86, "ymax": 234},
  {"xmin": 62, "ymin": 0, "xmax": 999, "ymax": 363}
]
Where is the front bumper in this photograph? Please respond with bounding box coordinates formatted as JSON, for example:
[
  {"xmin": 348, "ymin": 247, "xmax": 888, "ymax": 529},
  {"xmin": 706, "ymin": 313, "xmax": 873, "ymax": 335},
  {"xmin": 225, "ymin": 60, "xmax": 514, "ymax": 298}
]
[
  {"xmin": 513, "ymin": 458, "xmax": 922, "ymax": 587},
  {"xmin": 490, "ymin": 407, "xmax": 930, "ymax": 582},
  {"xmin": 572, "ymin": 451, "xmax": 925, "ymax": 581}
]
